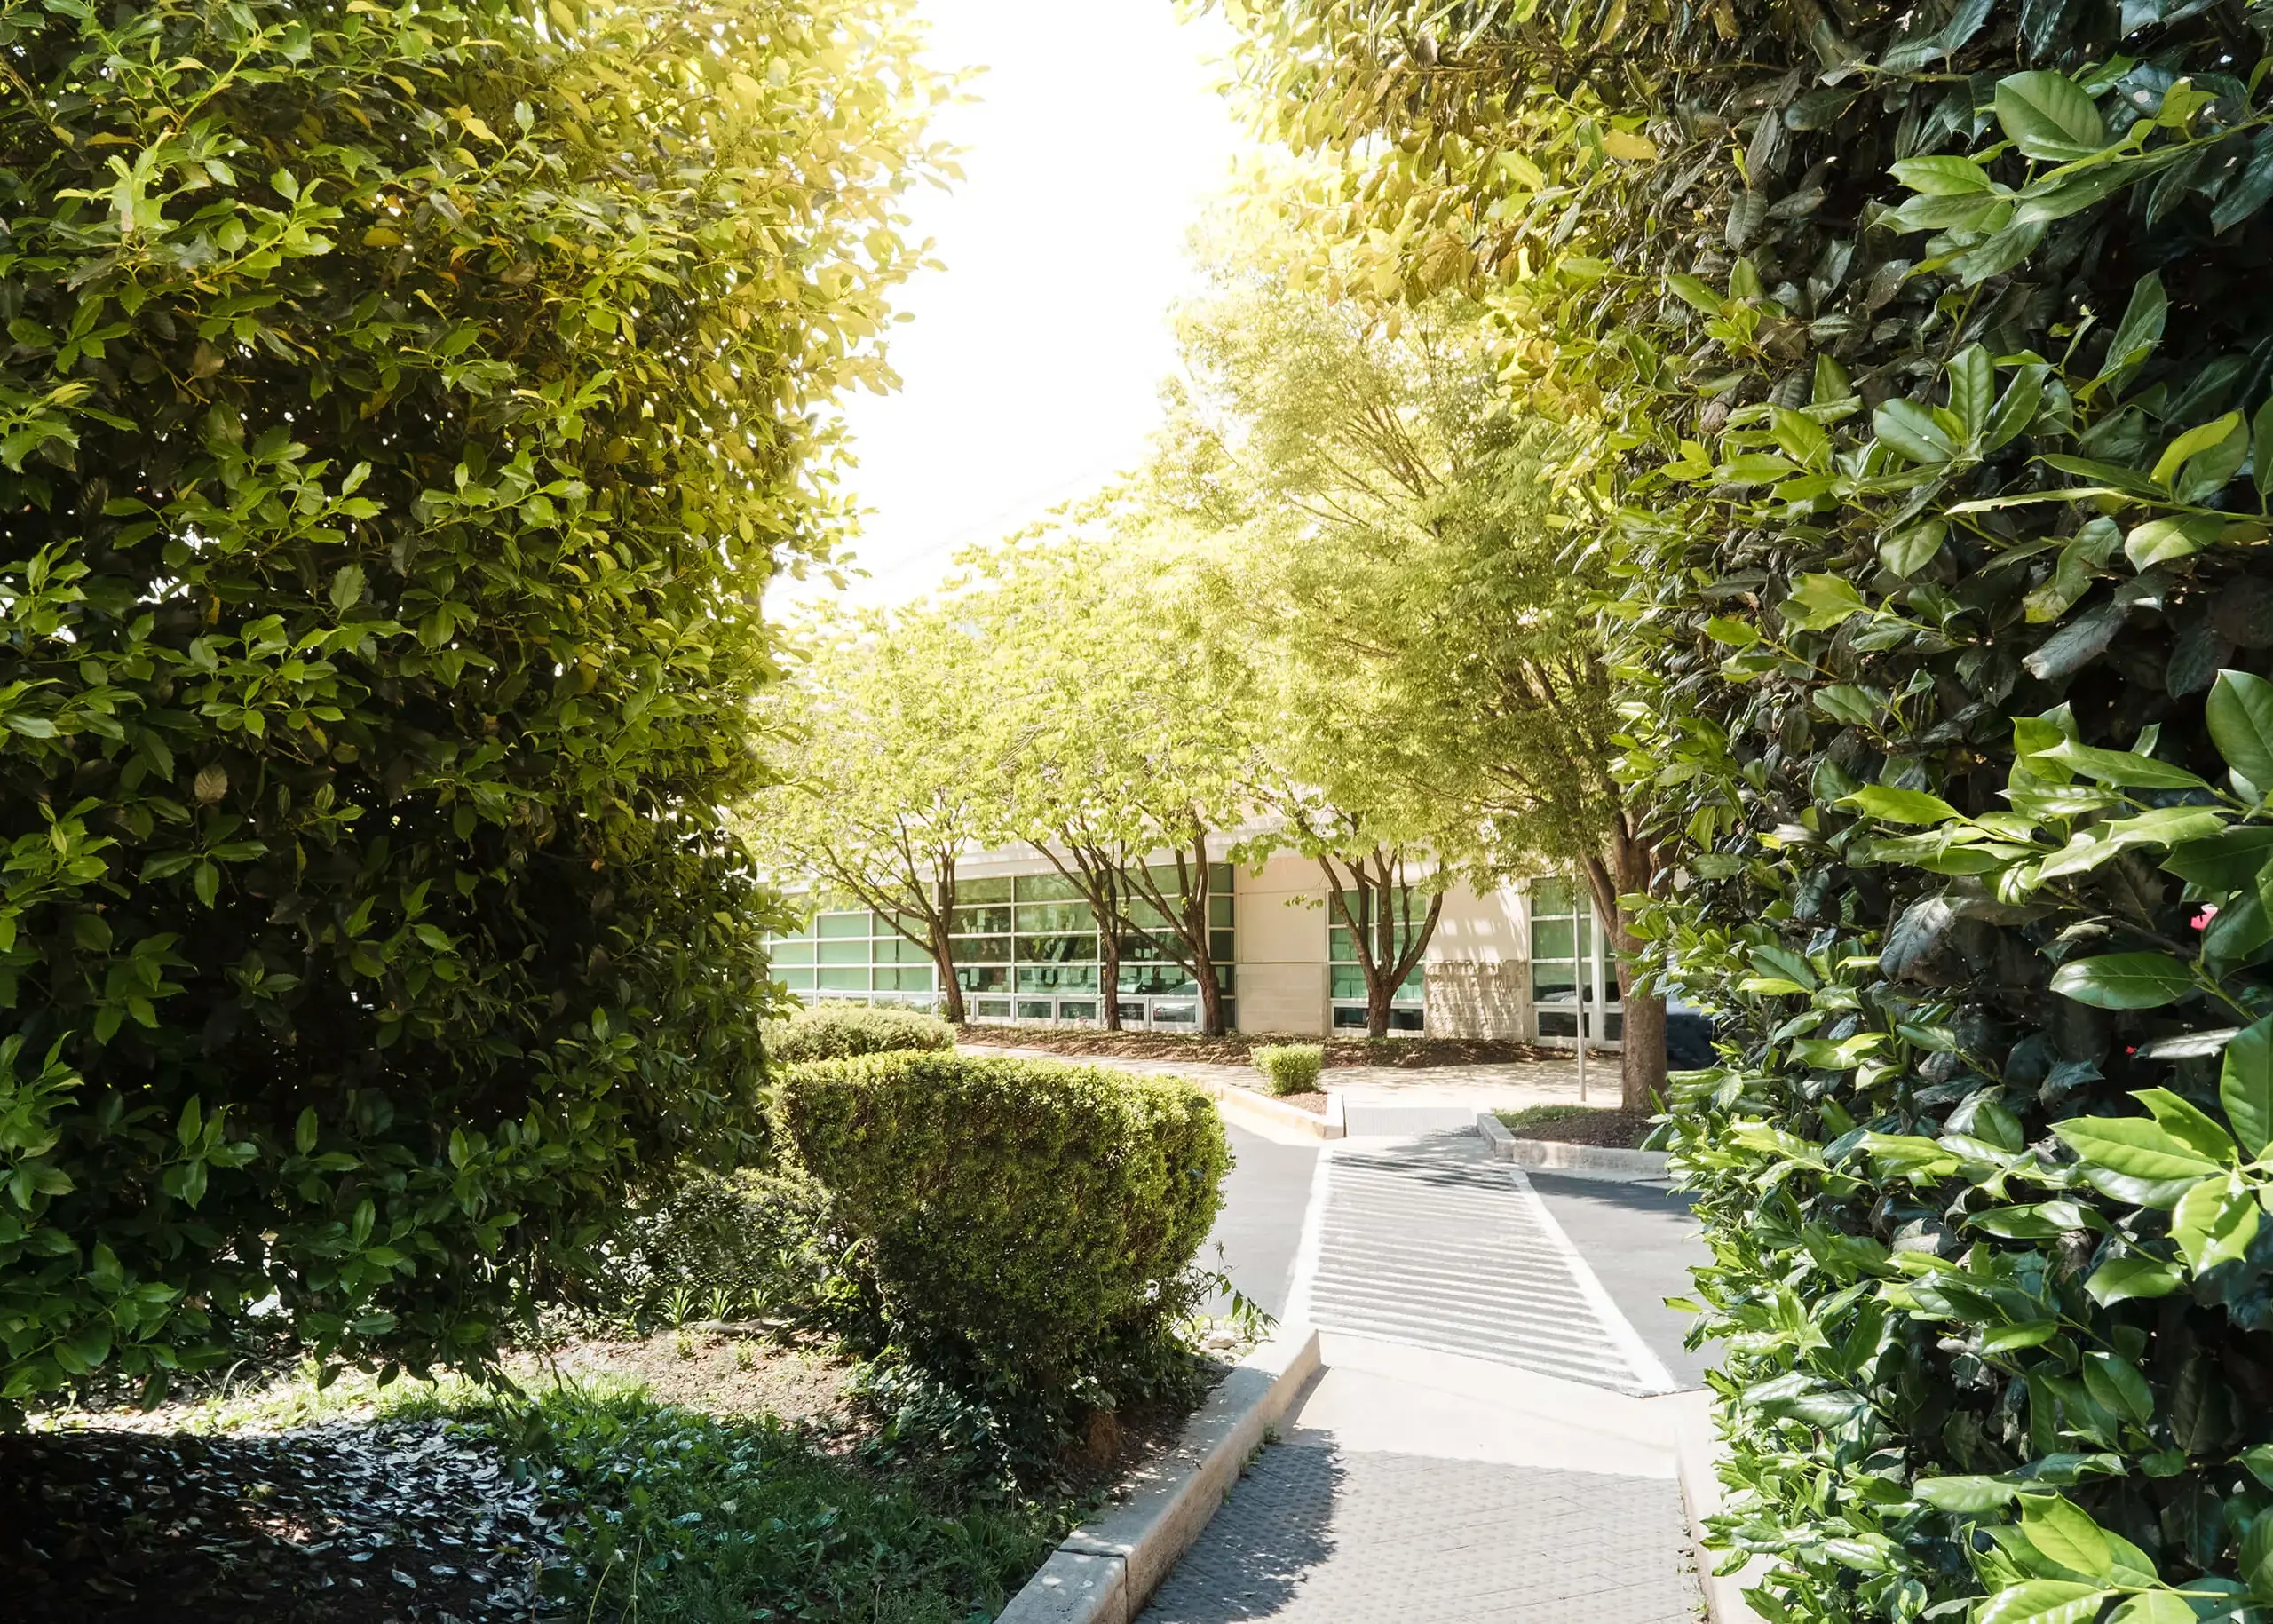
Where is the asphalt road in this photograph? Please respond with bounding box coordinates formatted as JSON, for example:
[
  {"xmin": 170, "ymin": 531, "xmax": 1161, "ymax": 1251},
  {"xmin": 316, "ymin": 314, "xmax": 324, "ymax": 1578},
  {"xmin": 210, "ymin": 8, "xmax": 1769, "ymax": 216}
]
[
  {"xmin": 1200, "ymin": 1124, "xmax": 1318, "ymax": 1319},
  {"xmin": 1528, "ymin": 1172, "xmax": 1713, "ymax": 1389}
]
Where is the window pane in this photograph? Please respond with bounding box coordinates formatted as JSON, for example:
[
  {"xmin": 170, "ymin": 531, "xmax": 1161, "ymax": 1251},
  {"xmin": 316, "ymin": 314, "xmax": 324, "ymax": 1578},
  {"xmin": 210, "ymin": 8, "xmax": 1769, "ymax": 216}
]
[
  {"xmin": 1389, "ymin": 1006, "xmax": 1424, "ymax": 1032},
  {"xmin": 774, "ymin": 968, "xmax": 814, "ymax": 990},
  {"xmin": 1124, "ymin": 899, "xmax": 1171, "ymax": 932},
  {"xmin": 881, "ymin": 966, "xmax": 934, "ymax": 993},
  {"xmin": 1332, "ymin": 1004, "xmax": 1368, "ymax": 1030},
  {"xmin": 1151, "ymin": 1001, "xmax": 1197, "ymax": 1026},
  {"xmin": 878, "ymin": 937, "xmax": 931, "ymax": 965},
  {"xmin": 1537, "ymin": 1007, "xmax": 1579, "ymax": 1038},
  {"xmin": 955, "ymin": 965, "xmax": 1009, "ymax": 993},
  {"xmin": 817, "ymin": 912, "xmax": 869, "ymax": 939},
  {"xmin": 1330, "ymin": 965, "xmax": 1366, "ymax": 1000},
  {"xmin": 1532, "ymin": 963, "xmax": 1577, "ymax": 1002},
  {"xmin": 1209, "ymin": 863, "xmax": 1233, "ymax": 893},
  {"xmin": 950, "ymin": 936, "xmax": 1010, "ymax": 963},
  {"xmin": 1016, "ymin": 999, "xmax": 1057, "ymax": 1020},
  {"xmin": 771, "ymin": 941, "xmax": 815, "ymax": 966},
  {"xmin": 1532, "ymin": 880, "xmax": 1574, "ymax": 918},
  {"xmin": 953, "ymin": 905, "xmax": 1011, "ymax": 936},
  {"xmin": 775, "ymin": 921, "xmax": 817, "ymax": 942},
  {"xmin": 1120, "ymin": 931, "xmax": 1177, "ymax": 962},
  {"xmin": 1017, "ymin": 933, "xmax": 1096, "ymax": 964},
  {"xmin": 1018, "ymin": 963, "xmax": 1099, "ymax": 993},
  {"xmin": 1532, "ymin": 919, "xmax": 1576, "ymax": 964},
  {"xmin": 1015, "ymin": 871, "xmax": 1083, "ymax": 904},
  {"xmin": 1209, "ymin": 892, "xmax": 1233, "ymax": 930},
  {"xmin": 1058, "ymin": 999, "xmax": 1098, "ymax": 1022},
  {"xmin": 1396, "ymin": 968, "xmax": 1424, "ymax": 1002},
  {"xmin": 817, "ymin": 968, "xmax": 868, "ymax": 990},
  {"xmin": 1328, "ymin": 926, "xmax": 1354, "ymax": 963},
  {"xmin": 818, "ymin": 940, "xmax": 867, "ymax": 965},
  {"xmin": 1115, "ymin": 1000, "xmax": 1145, "ymax": 1025},
  {"xmin": 1120, "ymin": 963, "xmax": 1195, "ymax": 995},
  {"xmin": 959, "ymin": 876, "xmax": 1012, "ymax": 904},
  {"xmin": 971, "ymin": 996, "xmax": 1012, "ymax": 1018},
  {"xmin": 1209, "ymin": 930, "xmax": 1234, "ymax": 966},
  {"xmin": 1017, "ymin": 899, "xmax": 1093, "ymax": 932}
]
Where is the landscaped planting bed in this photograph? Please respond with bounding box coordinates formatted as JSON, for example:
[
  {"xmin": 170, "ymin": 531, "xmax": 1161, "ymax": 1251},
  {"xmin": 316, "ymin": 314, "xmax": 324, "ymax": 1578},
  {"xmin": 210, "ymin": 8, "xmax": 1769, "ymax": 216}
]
[
  {"xmin": 1493, "ymin": 1105, "xmax": 1656, "ymax": 1150},
  {"xmin": 954, "ymin": 1027, "xmax": 1548, "ymax": 1068}
]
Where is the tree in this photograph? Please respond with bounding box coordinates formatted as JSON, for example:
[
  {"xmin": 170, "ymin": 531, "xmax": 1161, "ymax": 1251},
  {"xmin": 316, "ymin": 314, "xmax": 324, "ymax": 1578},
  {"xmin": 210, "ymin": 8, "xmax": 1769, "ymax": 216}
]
[
  {"xmin": 1159, "ymin": 263, "xmax": 1659, "ymax": 1097},
  {"xmin": 0, "ymin": 0, "xmax": 943, "ymax": 1414},
  {"xmin": 748, "ymin": 607, "xmax": 998, "ymax": 1025},
  {"xmin": 965, "ymin": 535, "xmax": 1259, "ymax": 1037}
]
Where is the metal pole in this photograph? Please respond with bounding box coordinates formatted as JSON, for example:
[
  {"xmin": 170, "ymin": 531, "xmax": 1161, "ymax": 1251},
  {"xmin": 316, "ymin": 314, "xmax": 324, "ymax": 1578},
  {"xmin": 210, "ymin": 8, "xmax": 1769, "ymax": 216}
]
[{"xmin": 1575, "ymin": 887, "xmax": 1588, "ymax": 1104}]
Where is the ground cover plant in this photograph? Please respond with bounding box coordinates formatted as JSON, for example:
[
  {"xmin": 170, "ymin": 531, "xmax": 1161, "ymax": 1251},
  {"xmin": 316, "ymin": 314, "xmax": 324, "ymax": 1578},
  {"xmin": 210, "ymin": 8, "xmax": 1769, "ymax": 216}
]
[
  {"xmin": 775, "ymin": 1052, "xmax": 1232, "ymax": 1467},
  {"xmin": 0, "ymin": 0, "xmax": 942, "ymax": 1412},
  {"xmin": 1221, "ymin": 0, "xmax": 2273, "ymax": 1619}
]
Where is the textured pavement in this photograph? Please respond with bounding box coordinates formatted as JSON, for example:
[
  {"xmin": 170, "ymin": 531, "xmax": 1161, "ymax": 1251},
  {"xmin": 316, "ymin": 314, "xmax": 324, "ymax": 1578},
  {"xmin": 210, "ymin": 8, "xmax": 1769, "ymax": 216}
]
[
  {"xmin": 1135, "ymin": 1121, "xmax": 1706, "ymax": 1624},
  {"xmin": 1140, "ymin": 1442, "xmax": 1695, "ymax": 1624}
]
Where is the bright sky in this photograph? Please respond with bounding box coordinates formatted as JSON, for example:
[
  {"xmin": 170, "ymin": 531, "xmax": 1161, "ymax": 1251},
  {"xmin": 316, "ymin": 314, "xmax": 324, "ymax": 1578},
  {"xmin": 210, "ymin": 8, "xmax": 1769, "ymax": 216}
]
[{"xmin": 805, "ymin": 0, "xmax": 1255, "ymax": 608}]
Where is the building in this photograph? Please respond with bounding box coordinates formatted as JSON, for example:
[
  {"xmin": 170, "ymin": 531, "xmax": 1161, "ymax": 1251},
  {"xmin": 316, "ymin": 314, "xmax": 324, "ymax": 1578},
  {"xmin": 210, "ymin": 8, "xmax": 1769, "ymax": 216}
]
[{"xmin": 766, "ymin": 842, "xmax": 1625, "ymax": 1046}]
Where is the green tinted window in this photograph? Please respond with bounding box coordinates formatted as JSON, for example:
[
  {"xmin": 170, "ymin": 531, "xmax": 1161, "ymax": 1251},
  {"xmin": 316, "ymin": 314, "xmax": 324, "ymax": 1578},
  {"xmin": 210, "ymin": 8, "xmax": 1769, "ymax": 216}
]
[
  {"xmin": 958, "ymin": 876, "xmax": 1013, "ymax": 904},
  {"xmin": 952, "ymin": 905, "xmax": 1011, "ymax": 935},
  {"xmin": 817, "ymin": 968, "xmax": 867, "ymax": 990},
  {"xmin": 1331, "ymin": 964, "xmax": 1366, "ymax": 1000},
  {"xmin": 1209, "ymin": 892, "xmax": 1233, "ymax": 929},
  {"xmin": 771, "ymin": 940, "xmax": 814, "ymax": 966},
  {"xmin": 1209, "ymin": 930, "xmax": 1234, "ymax": 966},
  {"xmin": 955, "ymin": 965, "xmax": 1010, "ymax": 992},
  {"xmin": 879, "ymin": 966, "xmax": 934, "ymax": 993},
  {"xmin": 1017, "ymin": 899, "xmax": 1093, "ymax": 932},
  {"xmin": 1017, "ymin": 933, "xmax": 1097, "ymax": 964},
  {"xmin": 1018, "ymin": 963, "xmax": 1099, "ymax": 993},
  {"xmin": 818, "ymin": 940, "xmax": 867, "ymax": 965},
  {"xmin": 950, "ymin": 936, "xmax": 1010, "ymax": 963},
  {"xmin": 775, "ymin": 967, "xmax": 815, "ymax": 991},
  {"xmin": 816, "ymin": 912, "xmax": 868, "ymax": 939},
  {"xmin": 1015, "ymin": 870, "xmax": 1083, "ymax": 903},
  {"xmin": 878, "ymin": 937, "xmax": 931, "ymax": 964}
]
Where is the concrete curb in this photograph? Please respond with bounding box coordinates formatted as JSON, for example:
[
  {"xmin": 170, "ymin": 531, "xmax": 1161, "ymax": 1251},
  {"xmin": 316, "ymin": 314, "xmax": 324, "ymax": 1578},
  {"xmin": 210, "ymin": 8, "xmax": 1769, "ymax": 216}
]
[
  {"xmin": 1667, "ymin": 1390, "xmax": 1770, "ymax": 1624},
  {"xmin": 1476, "ymin": 1110, "xmax": 1670, "ymax": 1182},
  {"xmin": 1194, "ymin": 1075, "xmax": 1343, "ymax": 1140},
  {"xmin": 995, "ymin": 1326, "xmax": 1324, "ymax": 1624}
]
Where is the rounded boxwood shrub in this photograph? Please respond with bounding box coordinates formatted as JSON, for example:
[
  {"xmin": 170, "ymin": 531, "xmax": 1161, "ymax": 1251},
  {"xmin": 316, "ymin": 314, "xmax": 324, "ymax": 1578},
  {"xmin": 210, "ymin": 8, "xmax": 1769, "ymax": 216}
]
[
  {"xmin": 764, "ymin": 1003, "xmax": 954, "ymax": 1066},
  {"xmin": 773, "ymin": 1052, "xmax": 1229, "ymax": 1404},
  {"xmin": 1253, "ymin": 1043, "xmax": 1323, "ymax": 1097}
]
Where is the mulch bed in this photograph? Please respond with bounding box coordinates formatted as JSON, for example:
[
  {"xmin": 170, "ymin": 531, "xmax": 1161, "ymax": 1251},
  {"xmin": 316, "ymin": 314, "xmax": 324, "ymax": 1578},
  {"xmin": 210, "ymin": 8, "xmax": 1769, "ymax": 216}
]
[
  {"xmin": 4, "ymin": 1417, "xmax": 564, "ymax": 1624},
  {"xmin": 1498, "ymin": 1107, "xmax": 1655, "ymax": 1148},
  {"xmin": 955, "ymin": 1027, "xmax": 1550, "ymax": 1068}
]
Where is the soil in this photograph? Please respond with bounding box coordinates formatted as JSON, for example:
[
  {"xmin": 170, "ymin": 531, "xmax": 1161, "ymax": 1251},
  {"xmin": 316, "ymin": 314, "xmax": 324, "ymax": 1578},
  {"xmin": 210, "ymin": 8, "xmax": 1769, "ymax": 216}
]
[
  {"xmin": 1497, "ymin": 1106, "xmax": 1655, "ymax": 1148},
  {"xmin": 1269, "ymin": 1089, "xmax": 1329, "ymax": 1114},
  {"xmin": 956, "ymin": 1026, "xmax": 1551, "ymax": 1069}
]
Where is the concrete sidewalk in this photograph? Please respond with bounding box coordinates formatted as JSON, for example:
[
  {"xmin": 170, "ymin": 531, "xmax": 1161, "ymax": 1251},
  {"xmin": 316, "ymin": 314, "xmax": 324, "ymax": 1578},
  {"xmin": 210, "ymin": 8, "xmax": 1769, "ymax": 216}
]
[{"xmin": 1137, "ymin": 1127, "xmax": 1708, "ymax": 1624}]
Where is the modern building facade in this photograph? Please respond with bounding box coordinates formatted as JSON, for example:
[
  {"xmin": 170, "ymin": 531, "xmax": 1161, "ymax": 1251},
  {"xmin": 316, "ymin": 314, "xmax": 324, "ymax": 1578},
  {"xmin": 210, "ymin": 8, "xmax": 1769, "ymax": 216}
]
[{"xmin": 768, "ymin": 841, "xmax": 1625, "ymax": 1046}]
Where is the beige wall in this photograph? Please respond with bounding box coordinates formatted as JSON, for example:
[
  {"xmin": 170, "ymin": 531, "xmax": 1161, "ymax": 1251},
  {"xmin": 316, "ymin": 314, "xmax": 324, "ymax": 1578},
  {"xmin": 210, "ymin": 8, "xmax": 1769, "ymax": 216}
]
[
  {"xmin": 1234, "ymin": 854, "xmax": 1327, "ymax": 1035},
  {"xmin": 1425, "ymin": 883, "xmax": 1527, "ymax": 966}
]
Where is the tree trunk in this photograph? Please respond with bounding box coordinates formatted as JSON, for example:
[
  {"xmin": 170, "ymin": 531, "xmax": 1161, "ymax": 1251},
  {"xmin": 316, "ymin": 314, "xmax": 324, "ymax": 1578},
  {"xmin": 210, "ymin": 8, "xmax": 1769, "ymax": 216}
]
[
  {"xmin": 1100, "ymin": 932, "xmax": 1122, "ymax": 1030},
  {"xmin": 1196, "ymin": 961, "xmax": 1224, "ymax": 1036},
  {"xmin": 930, "ymin": 919, "xmax": 967, "ymax": 1025},
  {"xmin": 1366, "ymin": 976, "xmax": 1392, "ymax": 1040},
  {"xmin": 1582, "ymin": 825, "xmax": 1663, "ymax": 1114}
]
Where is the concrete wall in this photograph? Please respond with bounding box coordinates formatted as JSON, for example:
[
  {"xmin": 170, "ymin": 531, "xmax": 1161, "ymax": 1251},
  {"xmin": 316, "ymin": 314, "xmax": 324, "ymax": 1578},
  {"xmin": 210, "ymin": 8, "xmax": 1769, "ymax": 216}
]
[
  {"xmin": 1425, "ymin": 883, "xmax": 1528, "ymax": 965},
  {"xmin": 1422, "ymin": 884, "xmax": 1532, "ymax": 1039},
  {"xmin": 1234, "ymin": 854, "xmax": 1328, "ymax": 1035}
]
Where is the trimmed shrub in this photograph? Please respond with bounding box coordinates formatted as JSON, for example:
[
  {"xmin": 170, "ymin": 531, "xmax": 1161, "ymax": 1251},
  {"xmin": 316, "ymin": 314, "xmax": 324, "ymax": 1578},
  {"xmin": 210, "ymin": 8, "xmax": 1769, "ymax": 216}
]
[
  {"xmin": 585, "ymin": 1167, "xmax": 843, "ymax": 1331},
  {"xmin": 773, "ymin": 1053, "xmax": 1229, "ymax": 1416},
  {"xmin": 765, "ymin": 1003, "xmax": 954, "ymax": 1066},
  {"xmin": 1253, "ymin": 1043, "xmax": 1324, "ymax": 1097},
  {"xmin": 0, "ymin": 0, "xmax": 940, "ymax": 1412}
]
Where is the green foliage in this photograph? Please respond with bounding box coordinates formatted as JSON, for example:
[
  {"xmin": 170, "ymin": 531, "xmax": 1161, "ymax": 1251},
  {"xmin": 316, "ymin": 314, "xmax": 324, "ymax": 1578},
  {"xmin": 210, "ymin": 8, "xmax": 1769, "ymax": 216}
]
[
  {"xmin": 1225, "ymin": 0, "xmax": 2273, "ymax": 1619},
  {"xmin": 455, "ymin": 1383, "xmax": 1065, "ymax": 1624},
  {"xmin": 588, "ymin": 1167, "xmax": 842, "ymax": 1332},
  {"xmin": 765, "ymin": 1003, "xmax": 954, "ymax": 1066},
  {"xmin": 1252, "ymin": 1043, "xmax": 1323, "ymax": 1096},
  {"xmin": 774, "ymin": 1051, "xmax": 1229, "ymax": 1444},
  {"xmin": 0, "ymin": 0, "xmax": 942, "ymax": 1413}
]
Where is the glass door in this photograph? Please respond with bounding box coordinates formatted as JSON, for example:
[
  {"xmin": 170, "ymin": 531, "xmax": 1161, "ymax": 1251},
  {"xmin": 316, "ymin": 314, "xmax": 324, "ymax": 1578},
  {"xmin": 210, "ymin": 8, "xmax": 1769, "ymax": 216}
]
[{"xmin": 1528, "ymin": 880, "xmax": 1622, "ymax": 1047}]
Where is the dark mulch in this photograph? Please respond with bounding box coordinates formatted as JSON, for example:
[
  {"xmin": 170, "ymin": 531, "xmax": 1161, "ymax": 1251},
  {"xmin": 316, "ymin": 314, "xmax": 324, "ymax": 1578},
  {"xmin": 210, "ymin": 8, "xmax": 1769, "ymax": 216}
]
[
  {"xmin": 955, "ymin": 1027, "xmax": 1548, "ymax": 1068},
  {"xmin": 2, "ymin": 1417, "xmax": 565, "ymax": 1623},
  {"xmin": 1495, "ymin": 1105, "xmax": 1656, "ymax": 1148}
]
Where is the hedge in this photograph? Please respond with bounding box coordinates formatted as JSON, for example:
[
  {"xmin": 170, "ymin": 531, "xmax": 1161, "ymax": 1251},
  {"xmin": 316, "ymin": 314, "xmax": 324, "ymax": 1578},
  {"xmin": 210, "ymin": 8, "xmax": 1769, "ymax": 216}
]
[
  {"xmin": 1253, "ymin": 1043, "xmax": 1323, "ymax": 1097},
  {"xmin": 764, "ymin": 1003, "xmax": 954, "ymax": 1066},
  {"xmin": 772, "ymin": 1052, "xmax": 1229, "ymax": 1411},
  {"xmin": 0, "ymin": 0, "xmax": 938, "ymax": 1414}
]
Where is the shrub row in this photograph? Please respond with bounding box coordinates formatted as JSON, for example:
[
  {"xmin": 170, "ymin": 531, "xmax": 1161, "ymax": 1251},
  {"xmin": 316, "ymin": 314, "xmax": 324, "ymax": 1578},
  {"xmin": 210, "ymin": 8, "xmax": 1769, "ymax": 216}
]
[{"xmin": 764, "ymin": 1003, "xmax": 954, "ymax": 1066}]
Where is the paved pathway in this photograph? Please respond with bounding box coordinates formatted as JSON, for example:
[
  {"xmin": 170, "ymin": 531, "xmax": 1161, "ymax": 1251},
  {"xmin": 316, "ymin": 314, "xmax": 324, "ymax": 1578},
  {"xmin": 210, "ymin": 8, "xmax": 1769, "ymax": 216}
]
[{"xmin": 1137, "ymin": 1121, "xmax": 1710, "ymax": 1624}]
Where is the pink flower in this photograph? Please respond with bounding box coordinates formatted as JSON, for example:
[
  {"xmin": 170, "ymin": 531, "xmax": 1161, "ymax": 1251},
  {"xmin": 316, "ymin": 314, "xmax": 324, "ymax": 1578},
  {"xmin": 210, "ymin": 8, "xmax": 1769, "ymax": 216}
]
[{"xmin": 2194, "ymin": 906, "xmax": 2221, "ymax": 931}]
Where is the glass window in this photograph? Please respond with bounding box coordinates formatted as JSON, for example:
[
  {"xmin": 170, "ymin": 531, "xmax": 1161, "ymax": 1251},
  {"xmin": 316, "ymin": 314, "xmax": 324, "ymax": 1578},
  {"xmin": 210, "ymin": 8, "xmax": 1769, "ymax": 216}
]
[
  {"xmin": 1015, "ymin": 871, "xmax": 1084, "ymax": 904},
  {"xmin": 879, "ymin": 966, "xmax": 934, "ymax": 993},
  {"xmin": 1019, "ymin": 964, "xmax": 1099, "ymax": 994},
  {"xmin": 952, "ymin": 905, "xmax": 1011, "ymax": 936},
  {"xmin": 1209, "ymin": 930, "xmax": 1234, "ymax": 966},
  {"xmin": 775, "ymin": 968, "xmax": 815, "ymax": 991},
  {"xmin": 1209, "ymin": 892, "xmax": 1233, "ymax": 930},
  {"xmin": 956, "ymin": 965, "xmax": 1010, "ymax": 993},
  {"xmin": 1016, "ymin": 999, "xmax": 1057, "ymax": 1020},
  {"xmin": 774, "ymin": 921, "xmax": 816, "ymax": 941},
  {"xmin": 1120, "ymin": 963, "xmax": 1196, "ymax": 995},
  {"xmin": 1330, "ymin": 964, "xmax": 1367, "ymax": 1001},
  {"xmin": 817, "ymin": 912, "xmax": 868, "ymax": 939},
  {"xmin": 1152, "ymin": 1001, "xmax": 1197, "ymax": 1026},
  {"xmin": 1332, "ymin": 1005, "xmax": 1369, "ymax": 1030},
  {"xmin": 817, "ymin": 967, "xmax": 867, "ymax": 991},
  {"xmin": 1016, "ymin": 932, "xmax": 1096, "ymax": 964},
  {"xmin": 818, "ymin": 940, "xmax": 867, "ymax": 965},
  {"xmin": 771, "ymin": 941, "xmax": 815, "ymax": 966},
  {"xmin": 959, "ymin": 876, "xmax": 1013, "ymax": 904},
  {"xmin": 1124, "ymin": 899, "xmax": 1172, "ymax": 932},
  {"xmin": 1115, "ymin": 1000, "xmax": 1146, "ymax": 1025},
  {"xmin": 971, "ymin": 996, "xmax": 1012, "ymax": 1018},
  {"xmin": 950, "ymin": 936, "xmax": 1010, "ymax": 963},
  {"xmin": 1016, "ymin": 899, "xmax": 1093, "ymax": 932},
  {"xmin": 1058, "ymin": 999, "xmax": 1098, "ymax": 1022},
  {"xmin": 876, "ymin": 936, "xmax": 931, "ymax": 965},
  {"xmin": 1120, "ymin": 931, "xmax": 1176, "ymax": 962},
  {"xmin": 1328, "ymin": 924, "xmax": 1354, "ymax": 962}
]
